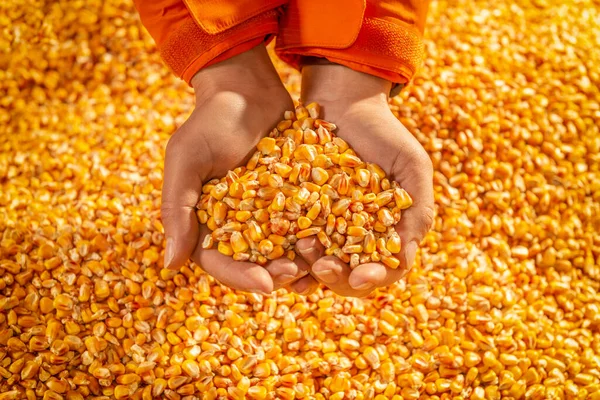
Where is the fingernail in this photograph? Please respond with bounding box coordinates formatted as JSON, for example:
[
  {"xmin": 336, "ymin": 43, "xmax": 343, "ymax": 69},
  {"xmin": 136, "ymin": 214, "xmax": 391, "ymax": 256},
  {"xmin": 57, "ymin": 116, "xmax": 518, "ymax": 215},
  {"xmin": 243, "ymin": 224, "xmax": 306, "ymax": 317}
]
[
  {"xmin": 313, "ymin": 269, "xmax": 338, "ymax": 284},
  {"xmin": 250, "ymin": 289, "xmax": 270, "ymax": 296},
  {"xmin": 276, "ymin": 274, "xmax": 297, "ymax": 284},
  {"xmin": 298, "ymin": 285, "xmax": 314, "ymax": 296},
  {"xmin": 351, "ymin": 281, "xmax": 375, "ymax": 291},
  {"xmin": 164, "ymin": 237, "xmax": 175, "ymax": 268},
  {"xmin": 297, "ymin": 270, "xmax": 309, "ymax": 278},
  {"xmin": 403, "ymin": 241, "xmax": 418, "ymax": 269},
  {"xmin": 299, "ymin": 246, "xmax": 315, "ymax": 254}
]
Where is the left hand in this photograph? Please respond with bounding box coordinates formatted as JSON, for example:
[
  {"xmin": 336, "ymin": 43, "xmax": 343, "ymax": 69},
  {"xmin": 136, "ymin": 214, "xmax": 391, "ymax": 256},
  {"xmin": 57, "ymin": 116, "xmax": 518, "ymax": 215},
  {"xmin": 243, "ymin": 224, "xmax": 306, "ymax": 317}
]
[
  {"xmin": 296, "ymin": 63, "xmax": 435, "ymax": 297},
  {"xmin": 161, "ymin": 45, "xmax": 318, "ymax": 295}
]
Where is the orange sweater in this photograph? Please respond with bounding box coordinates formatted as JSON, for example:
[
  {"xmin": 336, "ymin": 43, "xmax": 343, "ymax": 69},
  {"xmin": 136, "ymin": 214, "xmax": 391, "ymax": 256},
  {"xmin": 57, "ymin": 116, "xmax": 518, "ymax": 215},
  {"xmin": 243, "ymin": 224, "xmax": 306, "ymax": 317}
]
[{"xmin": 134, "ymin": 0, "xmax": 430, "ymax": 86}]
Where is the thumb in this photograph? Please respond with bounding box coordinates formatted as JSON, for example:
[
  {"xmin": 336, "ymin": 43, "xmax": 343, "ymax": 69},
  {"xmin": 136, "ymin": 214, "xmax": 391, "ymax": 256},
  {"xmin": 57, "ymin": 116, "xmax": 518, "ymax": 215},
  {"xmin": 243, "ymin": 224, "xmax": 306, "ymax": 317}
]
[
  {"xmin": 390, "ymin": 147, "xmax": 435, "ymax": 274},
  {"xmin": 395, "ymin": 199, "xmax": 434, "ymax": 272},
  {"xmin": 347, "ymin": 199, "xmax": 434, "ymax": 291},
  {"xmin": 161, "ymin": 201, "xmax": 201, "ymax": 270},
  {"xmin": 295, "ymin": 237, "xmax": 325, "ymax": 266},
  {"xmin": 161, "ymin": 136, "xmax": 204, "ymax": 270}
]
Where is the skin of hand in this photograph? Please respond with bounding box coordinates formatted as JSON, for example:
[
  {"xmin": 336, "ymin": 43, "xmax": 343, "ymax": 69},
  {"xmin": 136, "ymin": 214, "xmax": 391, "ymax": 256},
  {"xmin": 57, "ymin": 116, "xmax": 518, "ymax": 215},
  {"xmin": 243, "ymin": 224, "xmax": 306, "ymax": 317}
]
[
  {"xmin": 296, "ymin": 63, "xmax": 435, "ymax": 297},
  {"xmin": 161, "ymin": 45, "xmax": 318, "ymax": 295}
]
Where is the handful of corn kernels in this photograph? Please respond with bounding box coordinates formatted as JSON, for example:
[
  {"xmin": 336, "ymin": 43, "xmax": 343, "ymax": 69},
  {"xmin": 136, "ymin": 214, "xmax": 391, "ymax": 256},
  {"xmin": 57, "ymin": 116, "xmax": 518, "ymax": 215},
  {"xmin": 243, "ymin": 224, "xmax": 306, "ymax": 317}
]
[{"xmin": 196, "ymin": 102, "xmax": 412, "ymax": 269}]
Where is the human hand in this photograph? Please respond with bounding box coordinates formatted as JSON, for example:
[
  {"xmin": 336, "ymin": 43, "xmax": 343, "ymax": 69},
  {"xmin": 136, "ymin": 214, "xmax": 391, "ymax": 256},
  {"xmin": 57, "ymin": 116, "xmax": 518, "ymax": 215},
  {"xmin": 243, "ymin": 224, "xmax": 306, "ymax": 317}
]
[
  {"xmin": 161, "ymin": 45, "xmax": 317, "ymax": 295},
  {"xmin": 296, "ymin": 63, "xmax": 435, "ymax": 297}
]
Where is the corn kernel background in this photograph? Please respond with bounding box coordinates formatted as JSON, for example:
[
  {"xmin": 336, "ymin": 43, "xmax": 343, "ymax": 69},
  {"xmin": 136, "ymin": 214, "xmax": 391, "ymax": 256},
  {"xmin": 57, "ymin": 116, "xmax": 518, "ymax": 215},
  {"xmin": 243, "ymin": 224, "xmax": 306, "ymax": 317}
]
[{"xmin": 1, "ymin": 0, "xmax": 600, "ymax": 399}]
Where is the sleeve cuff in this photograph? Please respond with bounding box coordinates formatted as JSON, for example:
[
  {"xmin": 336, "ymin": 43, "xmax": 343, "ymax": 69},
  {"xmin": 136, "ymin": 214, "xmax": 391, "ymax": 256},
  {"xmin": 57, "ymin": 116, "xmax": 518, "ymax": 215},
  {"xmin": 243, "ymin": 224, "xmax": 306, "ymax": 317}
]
[
  {"xmin": 159, "ymin": 9, "xmax": 280, "ymax": 85},
  {"xmin": 275, "ymin": 0, "xmax": 425, "ymax": 86},
  {"xmin": 277, "ymin": 15, "xmax": 424, "ymax": 85}
]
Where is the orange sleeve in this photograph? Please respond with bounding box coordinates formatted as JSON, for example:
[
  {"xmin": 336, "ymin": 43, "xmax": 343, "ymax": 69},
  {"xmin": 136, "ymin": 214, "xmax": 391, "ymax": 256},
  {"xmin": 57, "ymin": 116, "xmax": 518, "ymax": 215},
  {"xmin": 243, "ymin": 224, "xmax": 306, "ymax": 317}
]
[
  {"xmin": 275, "ymin": 0, "xmax": 430, "ymax": 85},
  {"xmin": 134, "ymin": 0, "xmax": 287, "ymax": 84}
]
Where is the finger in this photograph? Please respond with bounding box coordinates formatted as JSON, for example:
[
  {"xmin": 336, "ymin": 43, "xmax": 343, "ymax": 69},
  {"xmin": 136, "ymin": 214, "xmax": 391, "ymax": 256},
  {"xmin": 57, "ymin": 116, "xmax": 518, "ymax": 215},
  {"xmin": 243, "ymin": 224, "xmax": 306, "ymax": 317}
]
[
  {"xmin": 265, "ymin": 256, "xmax": 310, "ymax": 290},
  {"xmin": 161, "ymin": 133, "xmax": 205, "ymax": 270},
  {"xmin": 192, "ymin": 226, "xmax": 273, "ymax": 294},
  {"xmin": 394, "ymin": 200, "xmax": 434, "ymax": 272},
  {"xmin": 297, "ymin": 239, "xmax": 344, "ymax": 285},
  {"xmin": 296, "ymin": 239, "xmax": 370, "ymax": 297},
  {"xmin": 288, "ymin": 275, "xmax": 320, "ymax": 295},
  {"xmin": 392, "ymin": 154, "xmax": 435, "ymax": 273},
  {"xmin": 295, "ymin": 237, "xmax": 325, "ymax": 266},
  {"xmin": 348, "ymin": 262, "xmax": 404, "ymax": 291},
  {"xmin": 311, "ymin": 256, "xmax": 349, "ymax": 285},
  {"xmin": 310, "ymin": 256, "xmax": 371, "ymax": 297}
]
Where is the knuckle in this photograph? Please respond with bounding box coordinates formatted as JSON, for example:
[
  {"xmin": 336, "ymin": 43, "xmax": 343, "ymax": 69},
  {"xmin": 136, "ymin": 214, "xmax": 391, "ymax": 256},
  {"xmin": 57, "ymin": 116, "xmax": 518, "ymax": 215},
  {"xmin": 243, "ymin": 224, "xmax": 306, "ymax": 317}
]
[
  {"xmin": 421, "ymin": 204, "xmax": 435, "ymax": 233},
  {"xmin": 160, "ymin": 201, "xmax": 181, "ymax": 218},
  {"xmin": 165, "ymin": 131, "xmax": 186, "ymax": 159},
  {"xmin": 355, "ymin": 289, "xmax": 375, "ymax": 299},
  {"xmin": 384, "ymin": 268, "xmax": 404, "ymax": 286},
  {"xmin": 410, "ymin": 147, "xmax": 434, "ymax": 175}
]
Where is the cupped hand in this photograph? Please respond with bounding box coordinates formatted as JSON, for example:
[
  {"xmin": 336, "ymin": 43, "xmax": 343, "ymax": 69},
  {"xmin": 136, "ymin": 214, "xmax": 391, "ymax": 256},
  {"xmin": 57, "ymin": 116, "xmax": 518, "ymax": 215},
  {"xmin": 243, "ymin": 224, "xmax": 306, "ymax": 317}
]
[
  {"xmin": 161, "ymin": 45, "xmax": 318, "ymax": 295},
  {"xmin": 297, "ymin": 63, "xmax": 435, "ymax": 297}
]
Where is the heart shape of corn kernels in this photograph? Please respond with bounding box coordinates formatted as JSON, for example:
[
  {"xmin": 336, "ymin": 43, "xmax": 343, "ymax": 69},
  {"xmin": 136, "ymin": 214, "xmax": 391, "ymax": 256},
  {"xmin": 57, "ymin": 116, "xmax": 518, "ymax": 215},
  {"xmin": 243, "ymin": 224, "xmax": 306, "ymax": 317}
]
[{"xmin": 196, "ymin": 102, "xmax": 412, "ymax": 269}]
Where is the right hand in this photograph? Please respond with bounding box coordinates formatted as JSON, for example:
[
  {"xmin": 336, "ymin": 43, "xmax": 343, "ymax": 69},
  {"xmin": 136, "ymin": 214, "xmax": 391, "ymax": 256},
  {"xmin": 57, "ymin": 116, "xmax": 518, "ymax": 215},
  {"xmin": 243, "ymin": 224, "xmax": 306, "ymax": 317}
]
[
  {"xmin": 162, "ymin": 45, "xmax": 318, "ymax": 295},
  {"xmin": 296, "ymin": 63, "xmax": 435, "ymax": 297}
]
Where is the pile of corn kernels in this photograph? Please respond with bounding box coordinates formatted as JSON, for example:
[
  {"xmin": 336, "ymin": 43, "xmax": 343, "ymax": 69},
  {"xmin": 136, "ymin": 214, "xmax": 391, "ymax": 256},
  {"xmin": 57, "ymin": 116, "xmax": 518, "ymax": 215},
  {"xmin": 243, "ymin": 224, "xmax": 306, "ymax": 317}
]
[
  {"xmin": 198, "ymin": 105, "xmax": 413, "ymax": 270},
  {"xmin": 1, "ymin": 0, "xmax": 600, "ymax": 399}
]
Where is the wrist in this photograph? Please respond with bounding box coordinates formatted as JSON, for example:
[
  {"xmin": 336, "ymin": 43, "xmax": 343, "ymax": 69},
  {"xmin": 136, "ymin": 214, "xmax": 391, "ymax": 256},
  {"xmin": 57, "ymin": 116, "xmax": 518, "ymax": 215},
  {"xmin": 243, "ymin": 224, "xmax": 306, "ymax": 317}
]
[
  {"xmin": 190, "ymin": 44, "xmax": 286, "ymax": 104},
  {"xmin": 301, "ymin": 63, "xmax": 392, "ymax": 119}
]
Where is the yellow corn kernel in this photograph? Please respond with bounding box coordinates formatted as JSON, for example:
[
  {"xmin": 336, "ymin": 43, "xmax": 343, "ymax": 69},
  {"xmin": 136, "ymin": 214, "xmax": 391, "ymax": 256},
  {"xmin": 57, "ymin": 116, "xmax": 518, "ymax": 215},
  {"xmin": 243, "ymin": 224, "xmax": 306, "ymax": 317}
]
[
  {"xmin": 218, "ymin": 242, "xmax": 234, "ymax": 256},
  {"xmin": 293, "ymin": 187, "xmax": 311, "ymax": 205},
  {"xmin": 213, "ymin": 201, "xmax": 228, "ymax": 225},
  {"xmin": 305, "ymin": 102, "xmax": 320, "ymax": 119},
  {"xmin": 283, "ymin": 328, "xmax": 302, "ymax": 342},
  {"xmin": 277, "ymin": 119, "xmax": 292, "ymax": 131},
  {"xmin": 331, "ymin": 137, "xmax": 349, "ymax": 152},
  {"xmin": 312, "ymin": 154, "xmax": 332, "ymax": 169},
  {"xmin": 248, "ymin": 221, "xmax": 265, "ymax": 242},
  {"xmin": 394, "ymin": 188, "xmax": 413, "ymax": 209},
  {"xmin": 210, "ymin": 182, "xmax": 228, "ymax": 200},
  {"xmin": 377, "ymin": 208, "xmax": 394, "ymax": 226},
  {"xmin": 297, "ymin": 216, "xmax": 312, "ymax": 230},
  {"xmin": 317, "ymin": 231, "xmax": 332, "ymax": 248},
  {"xmin": 267, "ymin": 245, "xmax": 285, "ymax": 260},
  {"xmin": 234, "ymin": 211, "xmax": 252, "ymax": 222},
  {"xmin": 331, "ymin": 198, "xmax": 351, "ymax": 216},
  {"xmin": 53, "ymin": 294, "xmax": 73, "ymax": 311},
  {"xmin": 347, "ymin": 226, "xmax": 367, "ymax": 237},
  {"xmin": 295, "ymin": 144, "xmax": 317, "ymax": 162},
  {"xmin": 297, "ymin": 227, "xmax": 322, "ymax": 238},
  {"xmin": 230, "ymin": 231, "xmax": 249, "ymax": 253},
  {"xmin": 333, "ymin": 248, "xmax": 351, "ymax": 263},
  {"xmin": 339, "ymin": 153, "xmax": 363, "ymax": 167},
  {"xmin": 228, "ymin": 181, "xmax": 244, "ymax": 198},
  {"xmin": 257, "ymin": 137, "xmax": 277, "ymax": 154},
  {"xmin": 362, "ymin": 232, "xmax": 376, "ymax": 253},
  {"xmin": 343, "ymin": 244, "xmax": 363, "ymax": 254},
  {"xmin": 386, "ymin": 232, "xmax": 401, "ymax": 254},
  {"xmin": 303, "ymin": 129, "xmax": 319, "ymax": 145},
  {"xmin": 363, "ymin": 346, "xmax": 380, "ymax": 369},
  {"xmin": 311, "ymin": 167, "xmax": 329, "ymax": 185},
  {"xmin": 258, "ymin": 239, "xmax": 274, "ymax": 255},
  {"xmin": 267, "ymin": 174, "xmax": 283, "ymax": 188},
  {"xmin": 135, "ymin": 307, "xmax": 154, "ymax": 321},
  {"xmin": 381, "ymin": 255, "xmax": 400, "ymax": 269},
  {"xmin": 335, "ymin": 217, "xmax": 347, "ymax": 234}
]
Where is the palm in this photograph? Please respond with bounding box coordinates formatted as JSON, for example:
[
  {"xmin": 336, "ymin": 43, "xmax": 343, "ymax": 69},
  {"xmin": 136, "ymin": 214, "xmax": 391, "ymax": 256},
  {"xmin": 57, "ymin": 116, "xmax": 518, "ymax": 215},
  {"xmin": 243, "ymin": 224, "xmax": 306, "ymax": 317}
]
[
  {"xmin": 296, "ymin": 101, "xmax": 434, "ymax": 297},
  {"xmin": 163, "ymin": 91, "xmax": 315, "ymax": 293}
]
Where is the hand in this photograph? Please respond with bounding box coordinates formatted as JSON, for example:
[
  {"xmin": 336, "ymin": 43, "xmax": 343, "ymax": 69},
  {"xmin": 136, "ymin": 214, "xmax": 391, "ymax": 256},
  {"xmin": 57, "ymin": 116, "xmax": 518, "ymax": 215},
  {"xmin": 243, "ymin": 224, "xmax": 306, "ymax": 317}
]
[
  {"xmin": 162, "ymin": 45, "xmax": 317, "ymax": 295},
  {"xmin": 296, "ymin": 63, "xmax": 435, "ymax": 297}
]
